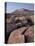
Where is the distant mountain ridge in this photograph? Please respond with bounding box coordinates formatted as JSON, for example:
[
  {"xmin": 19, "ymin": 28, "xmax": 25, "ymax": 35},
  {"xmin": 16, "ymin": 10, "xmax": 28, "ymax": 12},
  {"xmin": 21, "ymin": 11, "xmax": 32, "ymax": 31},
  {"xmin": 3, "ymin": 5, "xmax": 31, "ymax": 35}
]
[{"xmin": 5, "ymin": 8, "xmax": 34, "ymax": 16}]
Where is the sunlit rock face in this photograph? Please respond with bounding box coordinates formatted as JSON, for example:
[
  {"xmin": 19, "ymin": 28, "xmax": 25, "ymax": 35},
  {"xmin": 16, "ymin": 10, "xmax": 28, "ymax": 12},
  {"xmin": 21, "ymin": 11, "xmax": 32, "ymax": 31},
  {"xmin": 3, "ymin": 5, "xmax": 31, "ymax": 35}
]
[
  {"xmin": 5, "ymin": 8, "xmax": 34, "ymax": 43},
  {"xmin": 8, "ymin": 27, "xmax": 28, "ymax": 43},
  {"xmin": 8, "ymin": 34, "xmax": 25, "ymax": 43}
]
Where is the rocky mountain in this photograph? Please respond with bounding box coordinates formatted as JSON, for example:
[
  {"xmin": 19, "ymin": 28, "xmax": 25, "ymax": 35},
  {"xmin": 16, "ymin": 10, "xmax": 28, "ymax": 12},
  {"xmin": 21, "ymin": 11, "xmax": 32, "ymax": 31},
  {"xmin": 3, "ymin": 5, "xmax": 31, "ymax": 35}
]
[
  {"xmin": 5, "ymin": 8, "xmax": 34, "ymax": 44},
  {"xmin": 6, "ymin": 8, "xmax": 34, "ymax": 16}
]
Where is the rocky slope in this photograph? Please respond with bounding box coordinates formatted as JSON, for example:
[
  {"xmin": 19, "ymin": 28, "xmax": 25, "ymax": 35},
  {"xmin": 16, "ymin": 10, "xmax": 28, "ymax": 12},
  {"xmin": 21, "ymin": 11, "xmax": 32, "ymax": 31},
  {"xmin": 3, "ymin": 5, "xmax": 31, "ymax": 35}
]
[{"xmin": 5, "ymin": 8, "xmax": 34, "ymax": 43}]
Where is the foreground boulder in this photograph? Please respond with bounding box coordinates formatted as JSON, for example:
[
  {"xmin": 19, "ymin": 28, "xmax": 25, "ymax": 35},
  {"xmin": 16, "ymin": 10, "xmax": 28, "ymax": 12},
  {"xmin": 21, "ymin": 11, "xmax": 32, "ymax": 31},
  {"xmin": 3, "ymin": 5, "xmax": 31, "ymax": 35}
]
[
  {"xmin": 8, "ymin": 27, "xmax": 28, "ymax": 43},
  {"xmin": 8, "ymin": 35, "xmax": 25, "ymax": 44},
  {"xmin": 24, "ymin": 26, "xmax": 34, "ymax": 42}
]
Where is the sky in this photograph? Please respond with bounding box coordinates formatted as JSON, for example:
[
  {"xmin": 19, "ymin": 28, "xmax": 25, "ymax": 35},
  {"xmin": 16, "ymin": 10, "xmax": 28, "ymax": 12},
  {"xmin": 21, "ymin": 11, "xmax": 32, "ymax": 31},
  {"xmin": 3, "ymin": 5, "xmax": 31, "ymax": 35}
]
[{"xmin": 6, "ymin": 2, "xmax": 34, "ymax": 13}]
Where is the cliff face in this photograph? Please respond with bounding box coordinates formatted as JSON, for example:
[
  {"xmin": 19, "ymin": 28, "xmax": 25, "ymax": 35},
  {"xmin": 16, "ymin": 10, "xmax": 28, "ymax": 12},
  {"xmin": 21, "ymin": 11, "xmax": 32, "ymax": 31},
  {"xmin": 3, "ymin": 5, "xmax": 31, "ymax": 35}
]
[{"xmin": 5, "ymin": 8, "xmax": 34, "ymax": 44}]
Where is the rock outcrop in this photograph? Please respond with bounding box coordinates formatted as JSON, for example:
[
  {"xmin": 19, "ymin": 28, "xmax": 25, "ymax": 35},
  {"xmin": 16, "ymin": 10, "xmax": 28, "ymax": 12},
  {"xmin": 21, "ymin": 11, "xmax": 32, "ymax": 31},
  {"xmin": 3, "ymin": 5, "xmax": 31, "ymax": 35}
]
[{"xmin": 5, "ymin": 8, "xmax": 34, "ymax": 44}]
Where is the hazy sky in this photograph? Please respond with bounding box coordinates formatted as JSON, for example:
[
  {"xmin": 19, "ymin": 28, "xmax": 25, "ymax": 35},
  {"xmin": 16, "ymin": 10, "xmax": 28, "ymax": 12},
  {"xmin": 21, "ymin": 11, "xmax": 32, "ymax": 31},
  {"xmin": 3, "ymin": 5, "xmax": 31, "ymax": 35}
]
[{"xmin": 6, "ymin": 2, "xmax": 34, "ymax": 13}]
